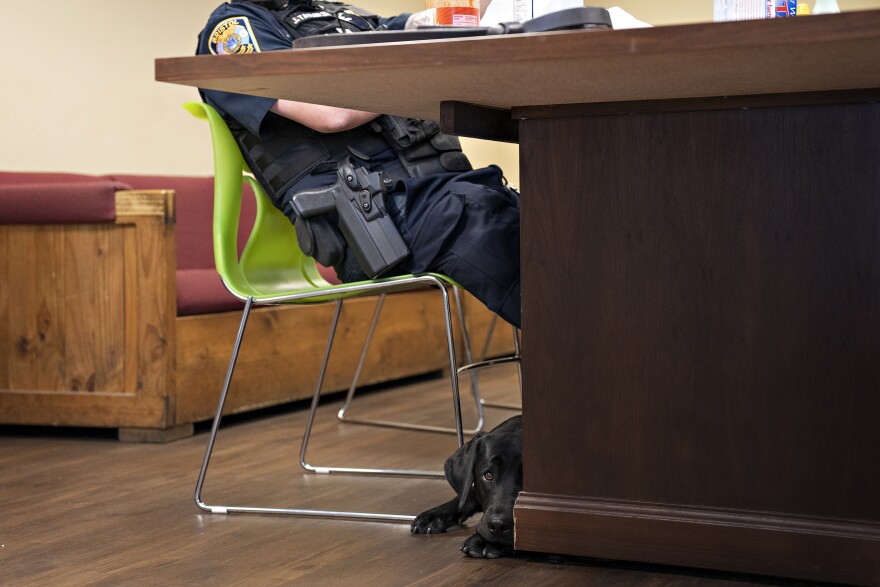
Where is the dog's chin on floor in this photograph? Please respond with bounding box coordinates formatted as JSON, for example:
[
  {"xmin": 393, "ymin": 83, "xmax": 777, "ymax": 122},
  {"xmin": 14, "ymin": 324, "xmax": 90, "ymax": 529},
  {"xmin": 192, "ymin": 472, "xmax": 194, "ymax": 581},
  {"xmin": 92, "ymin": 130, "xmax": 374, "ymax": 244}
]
[{"xmin": 411, "ymin": 415, "xmax": 522, "ymax": 559}]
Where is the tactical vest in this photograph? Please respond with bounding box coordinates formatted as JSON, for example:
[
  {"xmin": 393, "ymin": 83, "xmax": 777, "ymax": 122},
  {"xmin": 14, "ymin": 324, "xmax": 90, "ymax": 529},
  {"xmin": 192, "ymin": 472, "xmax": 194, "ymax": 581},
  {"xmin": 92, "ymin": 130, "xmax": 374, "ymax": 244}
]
[
  {"xmin": 227, "ymin": 1, "xmax": 472, "ymax": 206},
  {"xmin": 271, "ymin": 1, "xmax": 381, "ymax": 37}
]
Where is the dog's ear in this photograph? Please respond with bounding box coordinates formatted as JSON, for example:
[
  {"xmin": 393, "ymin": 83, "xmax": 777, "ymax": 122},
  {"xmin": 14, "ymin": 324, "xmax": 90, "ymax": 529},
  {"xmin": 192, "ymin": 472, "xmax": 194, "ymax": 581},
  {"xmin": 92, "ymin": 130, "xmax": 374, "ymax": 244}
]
[{"xmin": 445, "ymin": 436, "xmax": 482, "ymax": 510}]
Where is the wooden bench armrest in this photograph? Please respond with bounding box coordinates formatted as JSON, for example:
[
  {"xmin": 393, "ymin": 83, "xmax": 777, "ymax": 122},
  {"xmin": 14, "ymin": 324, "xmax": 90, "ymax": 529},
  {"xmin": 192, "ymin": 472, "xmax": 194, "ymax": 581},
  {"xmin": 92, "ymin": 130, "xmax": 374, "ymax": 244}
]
[{"xmin": 115, "ymin": 189, "xmax": 176, "ymax": 224}]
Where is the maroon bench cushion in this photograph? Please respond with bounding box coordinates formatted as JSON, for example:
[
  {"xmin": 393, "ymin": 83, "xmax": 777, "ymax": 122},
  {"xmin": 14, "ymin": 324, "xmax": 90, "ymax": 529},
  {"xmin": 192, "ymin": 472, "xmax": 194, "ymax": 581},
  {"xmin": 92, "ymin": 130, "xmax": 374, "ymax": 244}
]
[
  {"xmin": 0, "ymin": 171, "xmax": 113, "ymax": 185},
  {"xmin": 107, "ymin": 175, "xmax": 257, "ymax": 316},
  {"xmin": 0, "ymin": 172, "xmax": 129, "ymax": 224},
  {"xmin": 106, "ymin": 174, "xmax": 257, "ymax": 271},
  {"xmin": 176, "ymin": 268, "xmax": 245, "ymax": 316}
]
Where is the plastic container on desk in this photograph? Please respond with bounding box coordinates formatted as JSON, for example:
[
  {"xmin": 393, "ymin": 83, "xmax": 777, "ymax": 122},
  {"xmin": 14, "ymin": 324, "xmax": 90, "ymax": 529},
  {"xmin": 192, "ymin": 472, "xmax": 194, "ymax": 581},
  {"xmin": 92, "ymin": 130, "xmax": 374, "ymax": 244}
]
[{"xmin": 424, "ymin": 0, "xmax": 480, "ymax": 27}]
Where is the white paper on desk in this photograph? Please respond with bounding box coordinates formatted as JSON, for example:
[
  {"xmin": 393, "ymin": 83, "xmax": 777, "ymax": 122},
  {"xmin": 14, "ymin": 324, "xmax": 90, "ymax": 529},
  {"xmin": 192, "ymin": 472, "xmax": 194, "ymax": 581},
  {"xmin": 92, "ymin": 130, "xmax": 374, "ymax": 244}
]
[
  {"xmin": 481, "ymin": 2, "xmax": 653, "ymax": 29},
  {"xmin": 480, "ymin": 0, "xmax": 515, "ymax": 23},
  {"xmin": 481, "ymin": 0, "xmax": 579, "ymax": 24},
  {"xmin": 606, "ymin": 6, "xmax": 653, "ymax": 29}
]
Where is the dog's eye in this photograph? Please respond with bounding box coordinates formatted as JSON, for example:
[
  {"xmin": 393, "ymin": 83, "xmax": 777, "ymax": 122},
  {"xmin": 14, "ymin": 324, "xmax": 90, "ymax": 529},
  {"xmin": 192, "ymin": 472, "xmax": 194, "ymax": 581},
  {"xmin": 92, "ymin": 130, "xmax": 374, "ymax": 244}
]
[{"xmin": 482, "ymin": 471, "xmax": 494, "ymax": 482}]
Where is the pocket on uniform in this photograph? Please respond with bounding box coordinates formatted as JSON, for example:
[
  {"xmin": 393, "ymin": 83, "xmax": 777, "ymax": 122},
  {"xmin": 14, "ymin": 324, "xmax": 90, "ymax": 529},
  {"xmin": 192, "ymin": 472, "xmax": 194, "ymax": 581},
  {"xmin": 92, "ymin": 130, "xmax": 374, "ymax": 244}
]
[
  {"xmin": 433, "ymin": 183, "xmax": 520, "ymax": 311},
  {"xmin": 404, "ymin": 191, "xmax": 465, "ymax": 273}
]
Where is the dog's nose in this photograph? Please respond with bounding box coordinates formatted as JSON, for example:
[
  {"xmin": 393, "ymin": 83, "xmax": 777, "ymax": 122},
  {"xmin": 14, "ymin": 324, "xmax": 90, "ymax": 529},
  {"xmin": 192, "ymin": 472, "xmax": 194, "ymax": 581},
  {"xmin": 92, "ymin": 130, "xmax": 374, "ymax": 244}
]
[{"xmin": 485, "ymin": 513, "xmax": 511, "ymax": 536}]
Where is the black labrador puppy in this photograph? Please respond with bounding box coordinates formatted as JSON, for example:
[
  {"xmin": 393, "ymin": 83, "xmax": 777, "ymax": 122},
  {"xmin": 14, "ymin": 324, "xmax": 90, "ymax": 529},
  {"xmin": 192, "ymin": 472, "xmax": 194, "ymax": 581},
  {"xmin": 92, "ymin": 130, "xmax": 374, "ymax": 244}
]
[{"xmin": 411, "ymin": 415, "xmax": 522, "ymax": 558}]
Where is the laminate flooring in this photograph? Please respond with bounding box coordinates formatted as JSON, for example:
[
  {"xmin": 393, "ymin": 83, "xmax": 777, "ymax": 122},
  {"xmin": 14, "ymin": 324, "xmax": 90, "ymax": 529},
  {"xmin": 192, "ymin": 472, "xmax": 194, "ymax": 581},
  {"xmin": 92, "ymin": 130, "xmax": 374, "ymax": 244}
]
[{"xmin": 1, "ymin": 369, "xmax": 828, "ymax": 586}]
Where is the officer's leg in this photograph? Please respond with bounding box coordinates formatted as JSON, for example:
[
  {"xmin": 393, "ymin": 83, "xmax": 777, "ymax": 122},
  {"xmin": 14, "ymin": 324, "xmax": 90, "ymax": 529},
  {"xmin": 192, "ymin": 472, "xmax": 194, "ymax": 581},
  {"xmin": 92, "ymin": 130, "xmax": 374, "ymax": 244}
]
[
  {"xmin": 429, "ymin": 182, "xmax": 521, "ymax": 329},
  {"xmin": 334, "ymin": 167, "xmax": 521, "ymax": 328}
]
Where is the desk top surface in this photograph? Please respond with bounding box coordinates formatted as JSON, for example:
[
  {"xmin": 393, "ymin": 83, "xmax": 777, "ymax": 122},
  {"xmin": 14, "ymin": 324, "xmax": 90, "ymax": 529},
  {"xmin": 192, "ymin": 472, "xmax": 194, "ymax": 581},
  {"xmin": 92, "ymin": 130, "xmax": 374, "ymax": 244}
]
[{"xmin": 155, "ymin": 10, "xmax": 880, "ymax": 122}]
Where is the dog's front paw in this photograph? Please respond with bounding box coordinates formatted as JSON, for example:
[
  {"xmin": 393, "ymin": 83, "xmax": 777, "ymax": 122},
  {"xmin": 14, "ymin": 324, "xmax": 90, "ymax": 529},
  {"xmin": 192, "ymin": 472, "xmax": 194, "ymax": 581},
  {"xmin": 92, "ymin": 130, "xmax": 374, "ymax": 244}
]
[
  {"xmin": 411, "ymin": 500, "xmax": 466, "ymax": 535},
  {"xmin": 460, "ymin": 533, "xmax": 514, "ymax": 558}
]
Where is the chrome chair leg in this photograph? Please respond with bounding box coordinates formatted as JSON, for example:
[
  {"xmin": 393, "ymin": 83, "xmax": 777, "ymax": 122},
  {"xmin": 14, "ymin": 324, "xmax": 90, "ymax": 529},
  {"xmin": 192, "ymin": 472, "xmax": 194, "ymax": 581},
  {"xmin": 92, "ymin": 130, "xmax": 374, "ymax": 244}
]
[
  {"xmin": 300, "ymin": 278, "xmax": 465, "ymax": 477},
  {"xmin": 480, "ymin": 312, "xmax": 499, "ymax": 359},
  {"xmin": 478, "ymin": 321, "xmax": 523, "ymax": 411},
  {"xmin": 453, "ymin": 287, "xmax": 486, "ymax": 432},
  {"xmin": 195, "ymin": 297, "xmax": 254, "ymax": 515},
  {"xmin": 335, "ymin": 293, "xmax": 386, "ymax": 422},
  {"xmin": 336, "ymin": 288, "xmax": 485, "ymax": 435}
]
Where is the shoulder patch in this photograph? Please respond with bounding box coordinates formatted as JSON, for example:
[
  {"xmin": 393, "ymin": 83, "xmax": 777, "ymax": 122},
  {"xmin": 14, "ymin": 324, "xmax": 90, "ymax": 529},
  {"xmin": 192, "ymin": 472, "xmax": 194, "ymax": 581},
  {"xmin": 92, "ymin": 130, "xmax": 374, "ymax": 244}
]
[{"xmin": 209, "ymin": 17, "xmax": 261, "ymax": 55}]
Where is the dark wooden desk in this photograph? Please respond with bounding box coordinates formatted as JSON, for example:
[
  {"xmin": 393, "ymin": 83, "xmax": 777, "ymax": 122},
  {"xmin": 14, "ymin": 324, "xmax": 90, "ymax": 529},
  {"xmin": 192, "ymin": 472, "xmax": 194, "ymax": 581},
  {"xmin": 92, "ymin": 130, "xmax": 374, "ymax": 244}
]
[{"xmin": 157, "ymin": 13, "xmax": 880, "ymax": 585}]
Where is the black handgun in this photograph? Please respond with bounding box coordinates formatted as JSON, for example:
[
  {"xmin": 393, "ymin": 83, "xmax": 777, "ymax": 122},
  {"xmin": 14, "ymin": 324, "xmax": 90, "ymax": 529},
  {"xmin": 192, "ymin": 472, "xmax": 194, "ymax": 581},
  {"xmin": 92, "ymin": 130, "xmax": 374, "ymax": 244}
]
[{"xmin": 290, "ymin": 162, "xmax": 410, "ymax": 278}]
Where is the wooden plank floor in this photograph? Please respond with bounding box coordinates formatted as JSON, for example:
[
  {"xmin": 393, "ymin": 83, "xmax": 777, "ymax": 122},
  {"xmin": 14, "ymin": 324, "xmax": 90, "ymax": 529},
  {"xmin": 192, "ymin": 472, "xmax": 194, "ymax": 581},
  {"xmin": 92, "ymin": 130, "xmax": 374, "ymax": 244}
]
[{"xmin": 1, "ymin": 369, "xmax": 826, "ymax": 586}]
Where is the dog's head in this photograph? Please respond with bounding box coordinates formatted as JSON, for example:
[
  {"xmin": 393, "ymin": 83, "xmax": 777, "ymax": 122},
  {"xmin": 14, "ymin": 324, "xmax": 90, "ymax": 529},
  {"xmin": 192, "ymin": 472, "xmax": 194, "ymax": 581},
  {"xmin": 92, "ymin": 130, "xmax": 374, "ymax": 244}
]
[{"xmin": 445, "ymin": 416, "xmax": 522, "ymax": 546}]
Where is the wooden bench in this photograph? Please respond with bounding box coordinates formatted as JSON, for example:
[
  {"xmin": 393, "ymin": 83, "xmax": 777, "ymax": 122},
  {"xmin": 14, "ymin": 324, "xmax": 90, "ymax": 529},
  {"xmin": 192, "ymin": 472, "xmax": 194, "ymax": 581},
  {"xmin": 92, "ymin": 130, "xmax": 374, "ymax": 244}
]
[{"xmin": 0, "ymin": 172, "xmax": 511, "ymax": 441}]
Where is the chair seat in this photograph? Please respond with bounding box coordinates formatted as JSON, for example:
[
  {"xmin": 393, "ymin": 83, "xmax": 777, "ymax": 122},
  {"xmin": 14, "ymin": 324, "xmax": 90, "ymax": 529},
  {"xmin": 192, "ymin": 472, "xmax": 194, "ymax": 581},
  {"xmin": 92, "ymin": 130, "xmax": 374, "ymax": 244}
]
[{"xmin": 241, "ymin": 271, "xmax": 460, "ymax": 303}]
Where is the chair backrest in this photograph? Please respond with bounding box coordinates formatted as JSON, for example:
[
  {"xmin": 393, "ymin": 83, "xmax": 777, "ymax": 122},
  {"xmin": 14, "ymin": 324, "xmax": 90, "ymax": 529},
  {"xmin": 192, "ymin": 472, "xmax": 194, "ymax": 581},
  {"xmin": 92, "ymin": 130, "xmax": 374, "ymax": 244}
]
[{"xmin": 184, "ymin": 102, "xmax": 329, "ymax": 297}]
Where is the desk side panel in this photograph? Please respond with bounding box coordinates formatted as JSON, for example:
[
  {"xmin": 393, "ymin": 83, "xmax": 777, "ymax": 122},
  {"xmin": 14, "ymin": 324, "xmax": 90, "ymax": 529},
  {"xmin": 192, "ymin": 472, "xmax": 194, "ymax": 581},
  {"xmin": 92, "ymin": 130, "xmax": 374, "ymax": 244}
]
[{"xmin": 516, "ymin": 103, "xmax": 880, "ymax": 584}]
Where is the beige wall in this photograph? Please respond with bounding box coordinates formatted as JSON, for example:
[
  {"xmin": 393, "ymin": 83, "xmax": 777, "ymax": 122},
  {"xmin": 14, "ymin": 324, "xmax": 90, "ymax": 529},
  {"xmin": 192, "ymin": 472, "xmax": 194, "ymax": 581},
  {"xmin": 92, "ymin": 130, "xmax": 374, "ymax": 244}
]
[
  {"xmin": 2, "ymin": 0, "xmax": 225, "ymax": 176},
  {"xmin": 2, "ymin": 0, "xmax": 878, "ymax": 178}
]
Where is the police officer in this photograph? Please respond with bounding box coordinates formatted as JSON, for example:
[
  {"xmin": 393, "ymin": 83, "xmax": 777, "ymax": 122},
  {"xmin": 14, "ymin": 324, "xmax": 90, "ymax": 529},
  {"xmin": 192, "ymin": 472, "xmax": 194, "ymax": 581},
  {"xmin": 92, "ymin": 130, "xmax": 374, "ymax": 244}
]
[{"xmin": 197, "ymin": 0, "xmax": 521, "ymax": 328}]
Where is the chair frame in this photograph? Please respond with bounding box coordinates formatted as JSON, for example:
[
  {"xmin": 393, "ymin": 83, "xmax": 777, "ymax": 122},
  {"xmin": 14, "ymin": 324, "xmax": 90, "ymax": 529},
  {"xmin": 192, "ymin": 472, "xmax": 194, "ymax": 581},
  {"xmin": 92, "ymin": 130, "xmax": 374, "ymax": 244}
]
[
  {"xmin": 187, "ymin": 101, "xmax": 483, "ymax": 522},
  {"xmin": 335, "ymin": 291, "xmax": 523, "ymax": 432},
  {"xmin": 195, "ymin": 276, "xmax": 465, "ymax": 522},
  {"xmin": 475, "ymin": 316, "xmax": 523, "ymax": 410},
  {"xmin": 334, "ymin": 288, "xmax": 487, "ymax": 435}
]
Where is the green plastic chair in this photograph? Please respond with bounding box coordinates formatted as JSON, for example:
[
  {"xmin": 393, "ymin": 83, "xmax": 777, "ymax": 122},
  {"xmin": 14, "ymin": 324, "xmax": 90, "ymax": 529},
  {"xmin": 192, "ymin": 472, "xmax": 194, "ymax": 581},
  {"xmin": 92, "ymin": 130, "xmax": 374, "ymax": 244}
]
[{"xmin": 186, "ymin": 101, "xmax": 491, "ymax": 523}]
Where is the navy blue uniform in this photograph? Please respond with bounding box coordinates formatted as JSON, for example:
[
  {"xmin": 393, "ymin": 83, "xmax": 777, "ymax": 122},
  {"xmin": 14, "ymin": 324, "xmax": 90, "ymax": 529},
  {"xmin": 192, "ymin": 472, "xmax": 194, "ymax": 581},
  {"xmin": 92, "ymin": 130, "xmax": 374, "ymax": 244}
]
[{"xmin": 197, "ymin": 1, "xmax": 521, "ymax": 328}]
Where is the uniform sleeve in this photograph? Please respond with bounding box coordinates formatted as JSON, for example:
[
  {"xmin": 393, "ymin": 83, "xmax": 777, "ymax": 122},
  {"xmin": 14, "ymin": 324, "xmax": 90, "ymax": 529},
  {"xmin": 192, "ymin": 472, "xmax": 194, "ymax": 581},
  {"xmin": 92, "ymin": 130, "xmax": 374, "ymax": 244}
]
[
  {"xmin": 379, "ymin": 14, "xmax": 411, "ymax": 30},
  {"xmin": 203, "ymin": 90, "xmax": 277, "ymax": 137},
  {"xmin": 197, "ymin": 6, "xmax": 291, "ymax": 136}
]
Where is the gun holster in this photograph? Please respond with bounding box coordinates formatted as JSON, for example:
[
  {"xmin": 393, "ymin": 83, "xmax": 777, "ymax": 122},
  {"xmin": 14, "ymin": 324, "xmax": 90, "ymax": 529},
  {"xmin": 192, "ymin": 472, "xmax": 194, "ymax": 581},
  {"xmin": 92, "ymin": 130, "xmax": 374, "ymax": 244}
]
[
  {"xmin": 288, "ymin": 161, "xmax": 410, "ymax": 278},
  {"xmin": 292, "ymin": 214, "xmax": 346, "ymax": 268}
]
